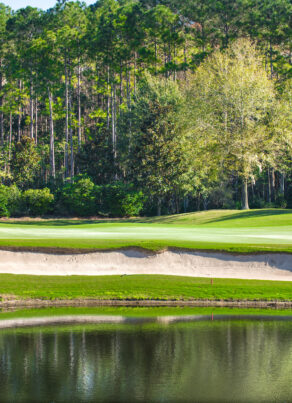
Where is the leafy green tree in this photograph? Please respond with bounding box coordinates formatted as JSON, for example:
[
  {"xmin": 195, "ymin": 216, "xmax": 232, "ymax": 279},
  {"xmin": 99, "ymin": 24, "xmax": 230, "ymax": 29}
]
[
  {"xmin": 101, "ymin": 182, "xmax": 145, "ymax": 217},
  {"xmin": 187, "ymin": 39, "xmax": 275, "ymax": 209},
  {"xmin": 11, "ymin": 136, "xmax": 40, "ymax": 189},
  {"xmin": 21, "ymin": 187, "xmax": 54, "ymax": 216},
  {"xmin": 76, "ymin": 127, "xmax": 115, "ymax": 185},
  {"xmin": 59, "ymin": 176, "xmax": 97, "ymax": 216},
  {"xmin": 125, "ymin": 73, "xmax": 193, "ymax": 215}
]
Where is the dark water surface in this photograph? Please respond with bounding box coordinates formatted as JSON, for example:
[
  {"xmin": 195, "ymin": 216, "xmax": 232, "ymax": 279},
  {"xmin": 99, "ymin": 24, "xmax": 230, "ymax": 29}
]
[{"xmin": 0, "ymin": 318, "xmax": 292, "ymax": 402}]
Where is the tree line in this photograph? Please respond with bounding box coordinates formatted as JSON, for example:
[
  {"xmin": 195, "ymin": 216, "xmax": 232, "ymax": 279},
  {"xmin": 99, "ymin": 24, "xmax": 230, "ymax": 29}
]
[{"xmin": 0, "ymin": 0, "xmax": 291, "ymax": 216}]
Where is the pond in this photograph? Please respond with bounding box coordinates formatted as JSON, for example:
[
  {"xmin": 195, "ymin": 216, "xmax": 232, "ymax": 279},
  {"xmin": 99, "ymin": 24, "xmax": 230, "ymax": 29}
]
[{"xmin": 0, "ymin": 307, "xmax": 292, "ymax": 402}]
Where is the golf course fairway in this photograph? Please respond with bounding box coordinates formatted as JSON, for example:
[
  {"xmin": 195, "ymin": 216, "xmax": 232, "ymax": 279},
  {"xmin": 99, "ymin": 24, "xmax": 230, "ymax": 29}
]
[
  {"xmin": 0, "ymin": 209, "xmax": 292, "ymax": 306},
  {"xmin": 0, "ymin": 208, "xmax": 291, "ymax": 253}
]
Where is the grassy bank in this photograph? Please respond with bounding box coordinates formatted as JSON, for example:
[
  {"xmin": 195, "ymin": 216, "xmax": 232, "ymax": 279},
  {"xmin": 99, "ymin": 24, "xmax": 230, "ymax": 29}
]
[
  {"xmin": 0, "ymin": 209, "xmax": 291, "ymax": 253},
  {"xmin": 1, "ymin": 274, "xmax": 292, "ymax": 302}
]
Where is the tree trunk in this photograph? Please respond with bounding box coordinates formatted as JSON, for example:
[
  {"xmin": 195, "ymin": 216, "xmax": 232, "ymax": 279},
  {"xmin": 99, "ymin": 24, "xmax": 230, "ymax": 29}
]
[
  {"xmin": 155, "ymin": 42, "xmax": 157, "ymax": 74},
  {"xmin": 111, "ymin": 82, "xmax": 116, "ymax": 159},
  {"xmin": 35, "ymin": 100, "xmax": 38, "ymax": 145},
  {"xmin": 48, "ymin": 88, "xmax": 55, "ymax": 179},
  {"xmin": 69, "ymin": 68, "xmax": 74, "ymax": 181},
  {"xmin": 64, "ymin": 57, "xmax": 69, "ymax": 179},
  {"xmin": 270, "ymin": 168, "xmax": 275, "ymax": 201},
  {"xmin": 173, "ymin": 45, "xmax": 176, "ymax": 81},
  {"xmin": 269, "ymin": 40, "xmax": 273, "ymax": 79},
  {"xmin": 8, "ymin": 112, "xmax": 12, "ymax": 168},
  {"xmin": 197, "ymin": 194, "xmax": 201, "ymax": 211},
  {"xmin": 203, "ymin": 197, "xmax": 208, "ymax": 211},
  {"xmin": 267, "ymin": 168, "xmax": 271, "ymax": 203},
  {"xmin": 183, "ymin": 196, "xmax": 188, "ymax": 213},
  {"xmin": 183, "ymin": 46, "xmax": 187, "ymax": 80},
  {"xmin": 175, "ymin": 194, "xmax": 179, "ymax": 214},
  {"xmin": 126, "ymin": 63, "xmax": 131, "ymax": 109},
  {"xmin": 241, "ymin": 179, "xmax": 249, "ymax": 210},
  {"xmin": 77, "ymin": 62, "xmax": 82, "ymax": 151},
  {"xmin": 107, "ymin": 66, "xmax": 110, "ymax": 129},
  {"xmin": 0, "ymin": 111, "xmax": 3, "ymax": 146},
  {"xmin": 280, "ymin": 172, "xmax": 285, "ymax": 194},
  {"xmin": 29, "ymin": 76, "xmax": 34, "ymax": 140},
  {"xmin": 157, "ymin": 197, "xmax": 161, "ymax": 216},
  {"xmin": 134, "ymin": 52, "xmax": 137, "ymax": 95},
  {"xmin": 17, "ymin": 112, "xmax": 21, "ymax": 143},
  {"xmin": 18, "ymin": 80, "xmax": 22, "ymax": 142}
]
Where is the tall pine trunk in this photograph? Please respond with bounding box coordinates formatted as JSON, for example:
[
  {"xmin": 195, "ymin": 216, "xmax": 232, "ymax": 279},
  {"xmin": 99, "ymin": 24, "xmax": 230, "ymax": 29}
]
[
  {"xmin": 241, "ymin": 179, "xmax": 249, "ymax": 210},
  {"xmin": 270, "ymin": 168, "xmax": 275, "ymax": 201},
  {"xmin": 8, "ymin": 112, "xmax": 12, "ymax": 170},
  {"xmin": 69, "ymin": 69, "xmax": 74, "ymax": 181},
  {"xmin": 48, "ymin": 88, "xmax": 55, "ymax": 179},
  {"xmin": 107, "ymin": 66, "xmax": 110, "ymax": 129},
  {"xmin": 17, "ymin": 112, "xmax": 21, "ymax": 142},
  {"xmin": 35, "ymin": 100, "xmax": 38, "ymax": 145},
  {"xmin": 111, "ymin": 81, "xmax": 116, "ymax": 159},
  {"xmin": 267, "ymin": 168, "xmax": 271, "ymax": 203},
  {"xmin": 280, "ymin": 172, "xmax": 285, "ymax": 194},
  {"xmin": 157, "ymin": 197, "xmax": 162, "ymax": 216},
  {"xmin": 29, "ymin": 75, "xmax": 34, "ymax": 140},
  {"xmin": 18, "ymin": 80, "xmax": 22, "ymax": 142},
  {"xmin": 77, "ymin": 62, "xmax": 82, "ymax": 151},
  {"xmin": 64, "ymin": 57, "xmax": 69, "ymax": 179}
]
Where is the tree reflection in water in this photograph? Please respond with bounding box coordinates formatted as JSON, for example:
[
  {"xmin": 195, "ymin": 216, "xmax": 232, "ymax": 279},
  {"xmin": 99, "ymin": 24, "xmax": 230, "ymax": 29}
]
[{"xmin": 0, "ymin": 320, "xmax": 292, "ymax": 402}]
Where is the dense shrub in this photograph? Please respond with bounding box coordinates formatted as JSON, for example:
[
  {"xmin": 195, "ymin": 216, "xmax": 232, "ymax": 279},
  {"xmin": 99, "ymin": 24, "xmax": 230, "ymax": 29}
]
[
  {"xmin": 0, "ymin": 185, "xmax": 22, "ymax": 217},
  {"xmin": 21, "ymin": 188, "xmax": 54, "ymax": 216},
  {"xmin": 102, "ymin": 182, "xmax": 145, "ymax": 217},
  {"xmin": 0, "ymin": 185, "xmax": 9, "ymax": 217},
  {"xmin": 275, "ymin": 193, "xmax": 287, "ymax": 209},
  {"xmin": 0, "ymin": 181, "xmax": 144, "ymax": 218},
  {"xmin": 7, "ymin": 185, "xmax": 22, "ymax": 216},
  {"xmin": 60, "ymin": 178, "xmax": 99, "ymax": 216}
]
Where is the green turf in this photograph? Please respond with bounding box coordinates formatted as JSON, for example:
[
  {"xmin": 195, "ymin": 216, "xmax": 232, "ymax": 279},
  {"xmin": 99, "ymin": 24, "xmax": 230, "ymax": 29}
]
[
  {"xmin": 1, "ymin": 274, "xmax": 292, "ymax": 301},
  {"xmin": 0, "ymin": 209, "xmax": 291, "ymax": 252}
]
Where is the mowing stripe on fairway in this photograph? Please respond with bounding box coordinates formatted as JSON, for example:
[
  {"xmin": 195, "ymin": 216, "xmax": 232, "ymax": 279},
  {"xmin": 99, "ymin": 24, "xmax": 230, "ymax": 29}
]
[{"xmin": 0, "ymin": 210, "xmax": 291, "ymax": 252}]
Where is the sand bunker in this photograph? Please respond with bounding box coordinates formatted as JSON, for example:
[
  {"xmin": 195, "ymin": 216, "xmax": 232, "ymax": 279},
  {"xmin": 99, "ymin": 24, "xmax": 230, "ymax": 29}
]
[{"xmin": 0, "ymin": 249, "xmax": 292, "ymax": 281}]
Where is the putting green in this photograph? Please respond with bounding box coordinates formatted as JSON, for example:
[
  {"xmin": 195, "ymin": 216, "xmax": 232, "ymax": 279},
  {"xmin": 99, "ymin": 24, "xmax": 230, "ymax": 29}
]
[{"xmin": 0, "ymin": 209, "xmax": 291, "ymax": 252}]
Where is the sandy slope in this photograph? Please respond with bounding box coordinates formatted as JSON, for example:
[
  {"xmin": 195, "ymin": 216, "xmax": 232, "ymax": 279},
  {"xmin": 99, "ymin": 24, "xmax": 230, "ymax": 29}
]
[{"xmin": 0, "ymin": 249, "xmax": 292, "ymax": 281}]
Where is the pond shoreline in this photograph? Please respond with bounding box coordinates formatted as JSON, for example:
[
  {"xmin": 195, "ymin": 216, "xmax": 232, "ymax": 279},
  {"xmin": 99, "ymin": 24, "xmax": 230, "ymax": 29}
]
[
  {"xmin": 1, "ymin": 299, "xmax": 292, "ymax": 309},
  {"xmin": 2, "ymin": 313, "xmax": 292, "ymax": 330}
]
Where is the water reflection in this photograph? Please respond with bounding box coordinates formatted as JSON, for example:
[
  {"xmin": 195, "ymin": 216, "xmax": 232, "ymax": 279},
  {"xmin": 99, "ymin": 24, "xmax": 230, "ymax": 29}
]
[{"xmin": 0, "ymin": 320, "xmax": 292, "ymax": 402}]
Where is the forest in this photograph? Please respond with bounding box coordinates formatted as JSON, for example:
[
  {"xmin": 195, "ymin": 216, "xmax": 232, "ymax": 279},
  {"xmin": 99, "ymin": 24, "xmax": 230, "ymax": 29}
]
[{"xmin": 0, "ymin": 0, "xmax": 291, "ymax": 217}]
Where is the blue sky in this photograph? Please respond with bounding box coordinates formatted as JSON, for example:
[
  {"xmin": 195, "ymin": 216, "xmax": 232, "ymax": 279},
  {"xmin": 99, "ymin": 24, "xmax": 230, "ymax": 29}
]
[{"xmin": 3, "ymin": 0, "xmax": 97, "ymax": 10}]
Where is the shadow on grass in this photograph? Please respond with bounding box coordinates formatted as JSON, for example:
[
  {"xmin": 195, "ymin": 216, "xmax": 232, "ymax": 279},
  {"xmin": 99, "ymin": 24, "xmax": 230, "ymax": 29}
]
[
  {"xmin": 0, "ymin": 218, "xmax": 148, "ymax": 226},
  {"xmin": 0, "ymin": 214, "xmax": 190, "ymax": 226}
]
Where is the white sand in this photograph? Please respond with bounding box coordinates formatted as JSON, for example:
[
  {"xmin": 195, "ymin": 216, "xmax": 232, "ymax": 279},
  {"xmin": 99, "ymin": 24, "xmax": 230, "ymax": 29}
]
[{"xmin": 0, "ymin": 249, "xmax": 291, "ymax": 281}]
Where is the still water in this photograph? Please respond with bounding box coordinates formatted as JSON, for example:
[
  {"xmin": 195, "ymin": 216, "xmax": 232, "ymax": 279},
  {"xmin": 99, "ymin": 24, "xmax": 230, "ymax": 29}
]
[{"xmin": 0, "ymin": 316, "xmax": 292, "ymax": 402}]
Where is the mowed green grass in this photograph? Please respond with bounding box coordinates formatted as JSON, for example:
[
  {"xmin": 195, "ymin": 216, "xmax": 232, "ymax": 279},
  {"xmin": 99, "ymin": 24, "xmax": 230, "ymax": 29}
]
[
  {"xmin": 1, "ymin": 274, "xmax": 292, "ymax": 301},
  {"xmin": 0, "ymin": 209, "xmax": 291, "ymax": 252}
]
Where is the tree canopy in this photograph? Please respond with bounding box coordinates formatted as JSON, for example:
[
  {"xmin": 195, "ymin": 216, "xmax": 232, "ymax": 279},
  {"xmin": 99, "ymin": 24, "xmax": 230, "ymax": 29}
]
[{"xmin": 0, "ymin": 0, "xmax": 290, "ymax": 215}]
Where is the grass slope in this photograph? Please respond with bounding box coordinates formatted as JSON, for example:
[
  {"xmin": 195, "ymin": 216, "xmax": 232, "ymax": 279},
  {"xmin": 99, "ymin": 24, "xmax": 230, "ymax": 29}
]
[
  {"xmin": 0, "ymin": 209, "xmax": 291, "ymax": 253},
  {"xmin": 1, "ymin": 274, "xmax": 292, "ymax": 301}
]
